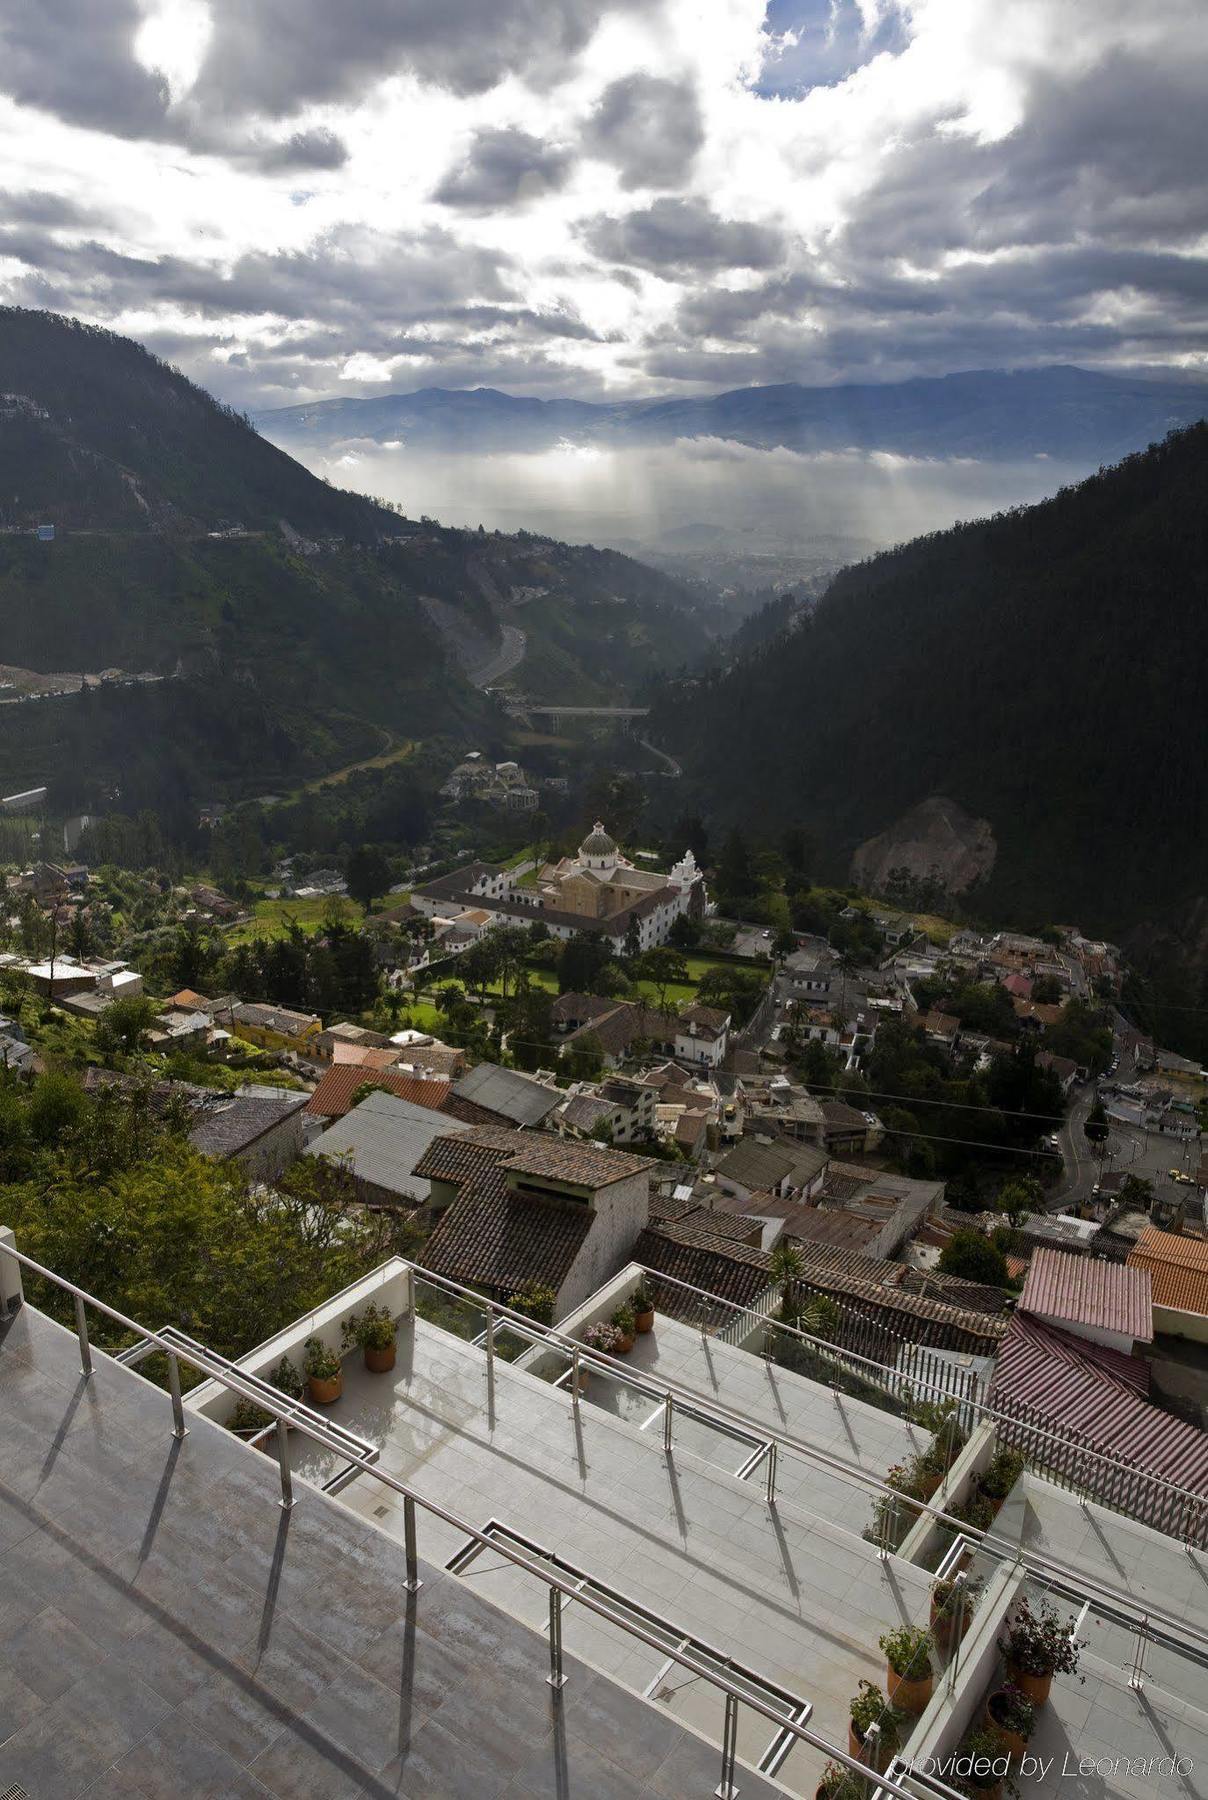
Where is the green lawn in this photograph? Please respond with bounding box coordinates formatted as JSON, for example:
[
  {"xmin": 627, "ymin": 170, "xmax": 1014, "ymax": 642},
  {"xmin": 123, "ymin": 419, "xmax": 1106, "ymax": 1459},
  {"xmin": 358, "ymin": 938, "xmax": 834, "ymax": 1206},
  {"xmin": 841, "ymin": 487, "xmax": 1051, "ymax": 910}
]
[
  {"xmin": 226, "ymin": 893, "xmax": 361, "ymax": 945},
  {"xmin": 462, "ymin": 951, "xmax": 741, "ymax": 1012}
]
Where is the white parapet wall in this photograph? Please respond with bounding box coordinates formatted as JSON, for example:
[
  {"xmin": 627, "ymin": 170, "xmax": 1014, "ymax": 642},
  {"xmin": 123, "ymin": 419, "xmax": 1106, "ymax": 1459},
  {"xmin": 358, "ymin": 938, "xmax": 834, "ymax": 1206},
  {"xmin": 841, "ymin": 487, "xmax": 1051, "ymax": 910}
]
[
  {"xmin": 897, "ymin": 1419, "xmax": 998, "ymax": 1566},
  {"xmin": 0, "ymin": 1225, "xmax": 23, "ymax": 1313},
  {"xmin": 518, "ymin": 1261, "xmax": 649, "ymax": 1380},
  {"xmin": 186, "ymin": 1257, "xmax": 413, "ymax": 1428},
  {"xmin": 900, "ymin": 1558, "xmax": 1028, "ymax": 1785}
]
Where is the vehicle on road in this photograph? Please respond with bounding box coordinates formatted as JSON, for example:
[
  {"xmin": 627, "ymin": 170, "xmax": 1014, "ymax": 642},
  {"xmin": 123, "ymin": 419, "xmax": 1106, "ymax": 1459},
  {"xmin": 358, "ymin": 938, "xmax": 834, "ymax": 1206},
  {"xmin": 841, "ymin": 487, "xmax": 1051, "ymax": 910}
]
[{"xmin": 1168, "ymin": 1168, "xmax": 1194, "ymax": 1185}]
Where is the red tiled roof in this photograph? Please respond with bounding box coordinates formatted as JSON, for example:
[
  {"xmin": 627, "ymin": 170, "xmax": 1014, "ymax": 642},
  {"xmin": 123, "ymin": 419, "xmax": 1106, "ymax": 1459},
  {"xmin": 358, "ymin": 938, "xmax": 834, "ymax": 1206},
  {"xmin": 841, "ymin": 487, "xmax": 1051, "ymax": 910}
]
[
  {"xmin": 305, "ymin": 1066, "xmax": 452, "ymax": 1119},
  {"xmin": 422, "ymin": 1162, "xmax": 592, "ymax": 1298},
  {"xmin": 1020, "ymin": 1245, "xmax": 1152, "ymax": 1342},
  {"xmin": 991, "ymin": 1313, "xmax": 1208, "ymax": 1498},
  {"xmin": 1128, "ymin": 1227, "xmax": 1208, "ymax": 1317}
]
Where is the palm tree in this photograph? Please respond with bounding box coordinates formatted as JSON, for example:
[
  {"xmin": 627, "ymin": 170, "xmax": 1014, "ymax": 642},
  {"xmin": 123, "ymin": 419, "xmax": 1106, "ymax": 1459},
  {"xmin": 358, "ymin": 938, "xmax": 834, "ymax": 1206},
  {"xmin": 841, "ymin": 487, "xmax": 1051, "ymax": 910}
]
[{"xmin": 769, "ymin": 1241, "xmax": 806, "ymax": 1322}]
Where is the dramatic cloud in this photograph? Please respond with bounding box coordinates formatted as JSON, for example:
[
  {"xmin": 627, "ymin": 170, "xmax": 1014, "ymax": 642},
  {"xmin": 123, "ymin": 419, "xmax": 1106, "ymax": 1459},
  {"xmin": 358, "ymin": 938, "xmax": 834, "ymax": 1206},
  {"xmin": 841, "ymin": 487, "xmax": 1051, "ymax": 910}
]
[
  {"xmin": 435, "ymin": 128, "xmax": 573, "ymax": 211},
  {"xmin": 0, "ymin": 0, "xmax": 1205, "ymax": 409},
  {"xmin": 585, "ymin": 198, "xmax": 786, "ymax": 275},
  {"xmin": 583, "ymin": 76, "xmax": 705, "ymax": 190}
]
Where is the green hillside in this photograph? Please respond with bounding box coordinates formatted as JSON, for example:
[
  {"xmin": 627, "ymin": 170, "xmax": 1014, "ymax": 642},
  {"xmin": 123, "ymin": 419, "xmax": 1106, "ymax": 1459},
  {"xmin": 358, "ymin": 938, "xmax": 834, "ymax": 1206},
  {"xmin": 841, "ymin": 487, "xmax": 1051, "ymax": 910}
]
[
  {"xmin": 655, "ymin": 424, "xmax": 1208, "ymax": 1053},
  {"xmin": 0, "ymin": 309, "xmax": 708, "ymax": 807}
]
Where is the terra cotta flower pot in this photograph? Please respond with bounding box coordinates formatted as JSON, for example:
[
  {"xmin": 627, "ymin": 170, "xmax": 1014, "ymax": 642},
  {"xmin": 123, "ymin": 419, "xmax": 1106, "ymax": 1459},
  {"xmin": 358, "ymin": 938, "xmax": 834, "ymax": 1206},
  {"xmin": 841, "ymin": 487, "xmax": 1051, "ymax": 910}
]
[
  {"xmin": 1006, "ymin": 1662, "xmax": 1053, "ymax": 1707},
  {"xmin": 985, "ymin": 1695, "xmax": 1029, "ymax": 1764},
  {"xmin": 307, "ymin": 1372, "xmax": 343, "ymax": 1406},
  {"xmin": 634, "ymin": 1307, "xmax": 655, "ymax": 1334},
  {"xmin": 886, "ymin": 1665, "xmax": 933, "ymax": 1714},
  {"xmin": 364, "ymin": 1342, "xmax": 396, "ymax": 1373}
]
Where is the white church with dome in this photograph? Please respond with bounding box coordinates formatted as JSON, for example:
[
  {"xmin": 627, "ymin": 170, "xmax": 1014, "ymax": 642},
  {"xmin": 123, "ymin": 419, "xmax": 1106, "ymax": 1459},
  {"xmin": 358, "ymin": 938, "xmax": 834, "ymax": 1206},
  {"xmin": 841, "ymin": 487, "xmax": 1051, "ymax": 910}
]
[{"xmin": 410, "ymin": 823, "xmax": 707, "ymax": 950}]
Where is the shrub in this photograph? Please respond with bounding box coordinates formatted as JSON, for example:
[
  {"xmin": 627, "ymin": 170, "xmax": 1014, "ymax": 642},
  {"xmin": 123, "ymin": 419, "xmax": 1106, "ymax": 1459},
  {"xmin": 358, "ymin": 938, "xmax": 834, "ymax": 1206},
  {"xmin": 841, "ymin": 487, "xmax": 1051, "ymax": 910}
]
[
  {"xmin": 999, "ymin": 1597, "xmax": 1085, "ymax": 1678},
  {"xmin": 611, "ymin": 1303, "xmax": 636, "ymax": 1337},
  {"xmin": 980, "ymin": 1446, "xmax": 1025, "ymax": 1500},
  {"xmin": 342, "ymin": 1303, "xmax": 396, "ymax": 1353},
  {"xmin": 303, "ymin": 1336, "xmax": 342, "ymax": 1382},
  {"xmin": 507, "ymin": 1281, "xmax": 557, "ymax": 1326},
  {"xmin": 269, "ymin": 1356, "xmax": 303, "ymax": 1401},
  {"xmin": 931, "ymin": 1573, "xmax": 983, "ymax": 1619},
  {"xmin": 879, "ymin": 1624, "xmax": 932, "ymax": 1679},
  {"xmin": 849, "ymin": 1680, "xmax": 904, "ymax": 1755}
]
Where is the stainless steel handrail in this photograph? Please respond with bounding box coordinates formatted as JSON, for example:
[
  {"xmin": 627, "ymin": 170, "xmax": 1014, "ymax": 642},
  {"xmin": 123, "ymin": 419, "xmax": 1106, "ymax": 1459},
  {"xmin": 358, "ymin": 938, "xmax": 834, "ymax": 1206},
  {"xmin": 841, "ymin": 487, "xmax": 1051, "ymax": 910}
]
[
  {"xmin": 0, "ymin": 1237, "xmax": 960, "ymax": 1800},
  {"xmin": 637, "ymin": 1263, "xmax": 1208, "ymax": 1525},
  {"xmin": 404, "ymin": 1257, "xmax": 1208, "ymax": 1669}
]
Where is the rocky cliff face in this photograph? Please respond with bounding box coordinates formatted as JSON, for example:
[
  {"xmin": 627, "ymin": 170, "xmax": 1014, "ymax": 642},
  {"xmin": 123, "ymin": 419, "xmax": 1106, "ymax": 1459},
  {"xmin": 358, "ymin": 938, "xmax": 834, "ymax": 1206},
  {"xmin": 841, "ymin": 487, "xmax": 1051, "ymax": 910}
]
[{"xmin": 850, "ymin": 795, "xmax": 997, "ymax": 896}]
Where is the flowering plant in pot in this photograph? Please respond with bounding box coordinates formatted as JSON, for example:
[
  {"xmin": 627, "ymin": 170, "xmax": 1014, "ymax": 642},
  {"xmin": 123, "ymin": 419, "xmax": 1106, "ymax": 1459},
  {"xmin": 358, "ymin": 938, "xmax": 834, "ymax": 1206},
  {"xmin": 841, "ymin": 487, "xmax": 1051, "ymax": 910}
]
[
  {"xmin": 998, "ymin": 1597, "xmax": 1085, "ymax": 1706},
  {"xmin": 816, "ymin": 1761, "xmax": 866, "ymax": 1800},
  {"xmin": 930, "ymin": 1573, "xmax": 983, "ymax": 1653},
  {"xmin": 303, "ymin": 1336, "xmax": 343, "ymax": 1405},
  {"xmin": 631, "ymin": 1279, "xmax": 655, "ymax": 1333},
  {"xmin": 342, "ymin": 1303, "xmax": 398, "ymax": 1373},
  {"xmin": 984, "ymin": 1683, "xmax": 1035, "ymax": 1764},
  {"xmin": 583, "ymin": 1319, "xmax": 624, "ymax": 1356},
  {"xmin": 848, "ymin": 1680, "xmax": 903, "ymax": 1770},
  {"xmin": 879, "ymin": 1623, "xmax": 934, "ymax": 1713},
  {"xmin": 611, "ymin": 1303, "xmax": 637, "ymax": 1353}
]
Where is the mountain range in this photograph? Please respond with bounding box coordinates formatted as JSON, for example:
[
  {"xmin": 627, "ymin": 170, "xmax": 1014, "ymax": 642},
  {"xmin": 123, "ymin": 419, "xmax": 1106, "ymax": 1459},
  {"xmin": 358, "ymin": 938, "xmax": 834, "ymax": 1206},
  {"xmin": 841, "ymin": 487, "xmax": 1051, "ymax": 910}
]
[
  {"xmin": 0, "ymin": 309, "xmax": 707, "ymax": 814},
  {"xmin": 653, "ymin": 422, "xmax": 1208, "ymax": 1057},
  {"xmin": 256, "ymin": 366, "xmax": 1208, "ymax": 464}
]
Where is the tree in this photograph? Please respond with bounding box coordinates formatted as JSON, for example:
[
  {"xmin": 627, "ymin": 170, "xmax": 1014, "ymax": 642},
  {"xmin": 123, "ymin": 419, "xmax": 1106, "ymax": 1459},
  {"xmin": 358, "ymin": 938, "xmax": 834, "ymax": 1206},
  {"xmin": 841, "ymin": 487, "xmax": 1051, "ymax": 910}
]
[
  {"xmin": 559, "ymin": 931, "xmax": 615, "ymax": 996},
  {"xmin": 672, "ymin": 814, "xmax": 709, "ymax": 866},
  {"xmin": 635, "ymin": 947, "xmax": 689, "ymax": 1014},
  {"xmin": 668, "ymin": 912, "xmax": 701, "ymax": 950},
  {"xmin": 1032, "ymin": 974, "xmax": 1064, "ymax": 1004},
  {"xmin": 562, "ymin": 1030, "xmax": 604, "ymax": 1080},
  {"xmin": 716, "ymin": 827, "xmax": 757, "ymax": 907},
  {"xmin": 938, "ymin": 1230, "xmax": 1008, "ymax": 1287},
  {"xmin": 345, "ymin": 845, "xmax": 392, "ymax": 913},
  {"xmin": 769, "ymin": 1242, "xmax": 805, "ymax": 1320},
  {"xmin": 1084, "ymin": 1099, "xmax": 1109, "ymax": 1148},
  {"xmin": 695, "ymin": 964, "xmax": 767, "ymax": 1025},
  {"xmin": 623, "ymin": 913, "xmax": 642, "ymax": 960},
  {"xmin": 95, "ymin": 993, "xmax": 160, "ymax": 1056},
  {"xmin": 995, "ymin": 1177, "xmax": 1041, "ymax": 1226}
]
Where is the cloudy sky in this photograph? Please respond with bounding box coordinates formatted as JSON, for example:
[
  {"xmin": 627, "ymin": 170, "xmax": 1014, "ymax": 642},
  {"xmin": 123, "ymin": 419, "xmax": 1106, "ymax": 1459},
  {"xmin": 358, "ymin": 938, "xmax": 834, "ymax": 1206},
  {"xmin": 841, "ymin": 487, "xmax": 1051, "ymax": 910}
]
[{"xmin": 2, "ymin": 0, "xmax": 1206, "ymax": 410}]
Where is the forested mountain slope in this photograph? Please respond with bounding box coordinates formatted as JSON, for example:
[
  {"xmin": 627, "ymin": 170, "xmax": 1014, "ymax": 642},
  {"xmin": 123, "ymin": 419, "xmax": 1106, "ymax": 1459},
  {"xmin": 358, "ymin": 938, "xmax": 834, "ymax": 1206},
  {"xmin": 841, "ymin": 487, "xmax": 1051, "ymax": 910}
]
[
  {"xmin": 655, "ymin": 425, "xmax": 1208, "ymax": 1048},
  {"xmin": 0, "ymin": 310, "xmax": 706, "ymax": 808}
]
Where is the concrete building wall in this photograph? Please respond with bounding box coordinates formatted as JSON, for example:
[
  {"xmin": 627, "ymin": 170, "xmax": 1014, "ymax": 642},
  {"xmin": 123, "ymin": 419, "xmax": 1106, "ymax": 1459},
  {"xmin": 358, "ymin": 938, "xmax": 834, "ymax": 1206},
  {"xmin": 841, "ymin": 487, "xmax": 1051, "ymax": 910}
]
[{"xmin": 554, "ymin": 1171, "xmax": 651, "ymax": 1320}]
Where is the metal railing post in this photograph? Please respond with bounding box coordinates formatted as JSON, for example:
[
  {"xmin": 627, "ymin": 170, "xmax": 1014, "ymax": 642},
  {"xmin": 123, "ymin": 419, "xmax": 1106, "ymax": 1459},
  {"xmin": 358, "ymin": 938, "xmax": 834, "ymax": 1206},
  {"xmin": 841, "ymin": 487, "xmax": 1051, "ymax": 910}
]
[
  {"xmin": 404, "ymin": 1493, "xmax": 422, "ymax": 1593},
  {"xmin": 275, "ymin": 1417, "xmax": 293, "ymax": 1510},
  {"xmin": 880, "ymin": 1495, "xmax": 898, "ymax": 1562},
  {"xmin": 485, "ymin": 1302, "xmax": 495, "ymax": 1404},
  {"xmin": 663, "ymin": 1391, "xmax": 674, "ymax": 1455},
  {"xmin": 1128, "ymin": 1615, "xmax": 1148, "ymax": 1692},
  {"xmin": 947, "ymin": 1572, "xmax": 967, "ymax": 1692},
  {"xmin": 73, "ymin": 1293, "xmax": 92, "ymax": 1377},
  {"xmin": 571, "ymin": 1346, "xmax": 581, "ymax": 1411},
  {"xmin": 548, "ymin": 1586, "xmax": 567, "ymax": 1689},
  {"xmin": 765, "ymin": 1441, "xmax": 778, "ymax": 1506},
  {"xmin": 716, "ymin": 1689, "xmax": 740, "ymax": 1798},
  {"xmin": 167, "ymin": 1352, "xmax": 188, "ymax": 1440}
]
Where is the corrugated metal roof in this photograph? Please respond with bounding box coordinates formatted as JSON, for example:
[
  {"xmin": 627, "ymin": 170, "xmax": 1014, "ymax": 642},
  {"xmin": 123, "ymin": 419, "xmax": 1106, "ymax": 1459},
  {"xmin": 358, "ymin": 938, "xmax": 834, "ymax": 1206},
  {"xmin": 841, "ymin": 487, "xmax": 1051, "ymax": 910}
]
[
  {"xmin": 991, "ymin": 1313, "xmax": 1208, "ymax": 1496},
  {"xmin": 452, "ymin": 1062, "xmax": 563, "ymax": 1127},
  {"xmin": 304, "ymin": 1091, "xmax": 471, "ymax": 1200},
  {"xmin": 1019, "ymin": 1244, "xmax": 1152, "ymax": 1341},
  {"xmin": 1128, "ymin": 1226, "xmax": 1208, "ymax": 1317}
]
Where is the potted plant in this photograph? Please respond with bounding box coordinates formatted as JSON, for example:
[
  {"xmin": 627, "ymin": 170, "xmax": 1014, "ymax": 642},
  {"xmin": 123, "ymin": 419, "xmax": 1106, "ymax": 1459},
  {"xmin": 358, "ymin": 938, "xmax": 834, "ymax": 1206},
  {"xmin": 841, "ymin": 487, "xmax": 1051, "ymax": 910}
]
[
  {"xmin": 632, "ymin": 1279, "xmax": 655, "ymax": 1334},
  {"xmin": 848, "ymin": 1680, "xmax": 903, "ymax": 1771},
  {"xmin": 984, "ymin": 1684, "xmax": 1035, "ymax": 1764},
  {"xmin": 583, "ymin": 1319, "xmax": 624, "ymax": 1357},
  {"xmin": 930, "ymin": 1573, "xmax": 983, "ymax": 1654},
  {"xmin": 978, "ymin": 1447, "xmax": 1025, "ymax": 1511},
  {"xmin": 879, "ymin": 1624, "xmax": 934, "ymax": 1713},
  {"xmin": 816, "ymin": 1762, "xmax": 866, "ymax": 1800},
  {"xmin": 951, "ymin": 1491, "xmax": 997, "ymax": 1533},
  {"xmin": 229, "ymin": 1397, "xmax": 272, "ymax": 1440},
  {"xmin": 611, "ymin": 1303, "xmax": 637, "ymax": 1354},
  {"xmin": 952, "ymin": 1725, "xmax": 1014, "ymax": 1800},
  {"xmin": 303, "ymin": 1336, "xmax": 343, "ymax": 1406},
  {"xmin": 918, "ymin": 1409, "xmax": 968, "ymax": 1493},
  {"xmin": 269, "ymin": 1356, "xmax": 304, "ymax": 1405},
  {"xmin": 998, "ymin": 1597, "xmax": 1085, "ymax": 1706},
  {"xmin": 342, "ymin": 1302, "xmax": 398, "ymax": 1373}
]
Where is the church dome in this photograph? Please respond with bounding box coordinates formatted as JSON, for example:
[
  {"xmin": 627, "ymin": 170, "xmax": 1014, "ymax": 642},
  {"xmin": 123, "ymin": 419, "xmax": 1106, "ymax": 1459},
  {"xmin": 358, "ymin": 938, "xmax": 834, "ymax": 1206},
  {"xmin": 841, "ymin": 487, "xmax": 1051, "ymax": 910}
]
[{"xmin": 579, "ymin": 821, "xmax": 617, "ymax": 860}]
